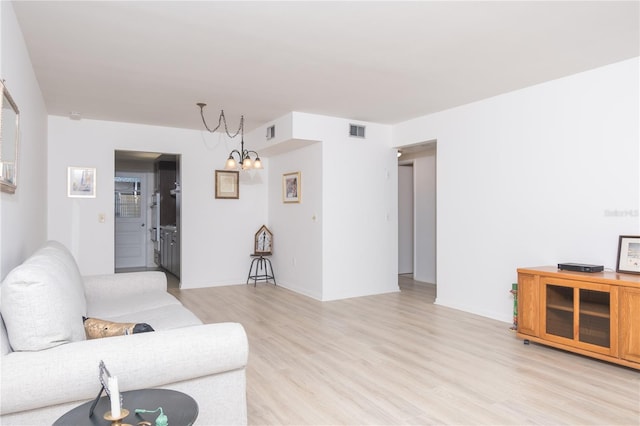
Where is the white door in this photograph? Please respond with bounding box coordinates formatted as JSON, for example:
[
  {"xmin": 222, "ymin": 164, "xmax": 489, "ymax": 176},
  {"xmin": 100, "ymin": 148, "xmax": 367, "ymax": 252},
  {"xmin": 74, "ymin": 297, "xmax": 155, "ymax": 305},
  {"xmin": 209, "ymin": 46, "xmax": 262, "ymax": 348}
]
[
  {"xmin": 115, "ymin": 173, "xmax": 147, "ymax": 269},
  {"xmin": 398, "ymin": 164, "xmax": 414, "ymax": 274}
]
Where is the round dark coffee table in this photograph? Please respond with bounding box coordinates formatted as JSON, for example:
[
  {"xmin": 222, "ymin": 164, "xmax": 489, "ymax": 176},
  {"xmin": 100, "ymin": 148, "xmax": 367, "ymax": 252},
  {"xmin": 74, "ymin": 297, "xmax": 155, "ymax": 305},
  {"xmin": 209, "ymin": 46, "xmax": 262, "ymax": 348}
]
[{"xmin": 53, "ymin": 389, "xmax": 198, "ymax": 426}]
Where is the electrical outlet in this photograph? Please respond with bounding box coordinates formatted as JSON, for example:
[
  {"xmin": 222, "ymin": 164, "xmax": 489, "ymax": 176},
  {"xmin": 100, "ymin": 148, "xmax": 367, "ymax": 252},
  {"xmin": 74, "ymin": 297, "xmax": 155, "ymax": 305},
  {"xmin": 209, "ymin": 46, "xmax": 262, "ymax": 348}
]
[{"xmin": 98, "ymin": 213, "xmax": 106, "ymax": 223}]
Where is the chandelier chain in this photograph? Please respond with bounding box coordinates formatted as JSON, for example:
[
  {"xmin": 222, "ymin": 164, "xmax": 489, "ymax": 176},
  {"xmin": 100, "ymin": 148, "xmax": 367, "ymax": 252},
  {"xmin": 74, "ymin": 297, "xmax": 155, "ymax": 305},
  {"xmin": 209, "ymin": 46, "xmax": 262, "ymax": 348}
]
[
  {"xmin": 197, "ymin": 103, "xmax": 262, "ymax": 171},
  {"xmin": 198, "ymin": 105, "xmax": 243, "ymax": 139}
]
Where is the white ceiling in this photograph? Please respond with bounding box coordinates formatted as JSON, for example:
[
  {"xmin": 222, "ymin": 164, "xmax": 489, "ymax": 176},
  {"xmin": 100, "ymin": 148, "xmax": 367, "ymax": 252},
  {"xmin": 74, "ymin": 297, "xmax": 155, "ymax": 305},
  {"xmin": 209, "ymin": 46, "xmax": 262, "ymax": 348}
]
[{"xmin": 11, "ymin": 1, "xmax": 640, "ymax": 132}]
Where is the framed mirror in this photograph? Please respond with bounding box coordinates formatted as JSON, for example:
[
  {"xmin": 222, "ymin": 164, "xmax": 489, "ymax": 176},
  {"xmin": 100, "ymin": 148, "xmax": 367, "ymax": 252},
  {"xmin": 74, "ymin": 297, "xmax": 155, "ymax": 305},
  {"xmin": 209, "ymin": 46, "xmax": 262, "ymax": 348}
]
[{"xmin": 1, "ymin": 80, "xmax": 20, "ymax": 194}]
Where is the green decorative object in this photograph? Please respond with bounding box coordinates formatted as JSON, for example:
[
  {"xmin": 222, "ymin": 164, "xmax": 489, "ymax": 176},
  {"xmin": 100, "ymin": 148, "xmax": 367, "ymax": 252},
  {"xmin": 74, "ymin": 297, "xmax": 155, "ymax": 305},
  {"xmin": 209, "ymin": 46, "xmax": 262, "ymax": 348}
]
[{"xmin": 135, "ymin": 407, "xmax": 167, "ymax": 426}]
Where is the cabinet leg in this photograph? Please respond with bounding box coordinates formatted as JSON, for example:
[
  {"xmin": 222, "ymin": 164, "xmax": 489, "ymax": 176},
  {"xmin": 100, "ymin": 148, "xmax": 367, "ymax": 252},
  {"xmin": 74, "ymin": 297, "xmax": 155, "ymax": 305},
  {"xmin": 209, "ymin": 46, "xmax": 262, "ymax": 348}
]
[{"xmin": 524, "ymin": 339, "xmax": 530, "ymax": 345}]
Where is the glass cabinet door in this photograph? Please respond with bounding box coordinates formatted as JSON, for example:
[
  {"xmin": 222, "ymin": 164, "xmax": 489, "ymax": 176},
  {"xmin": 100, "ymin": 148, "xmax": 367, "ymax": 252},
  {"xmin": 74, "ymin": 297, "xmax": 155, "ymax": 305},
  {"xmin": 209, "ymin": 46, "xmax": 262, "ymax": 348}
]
[
  {"xmin": 579, "ymin": 289, "xmax": 610, "ymax": 348},
  {"xmin": 543, "ymin": 280, "xmax": 613, "ymax": 353},
  {"xmin": 546, "ymin": 285, "xmax": 574, "ymax": 339}
]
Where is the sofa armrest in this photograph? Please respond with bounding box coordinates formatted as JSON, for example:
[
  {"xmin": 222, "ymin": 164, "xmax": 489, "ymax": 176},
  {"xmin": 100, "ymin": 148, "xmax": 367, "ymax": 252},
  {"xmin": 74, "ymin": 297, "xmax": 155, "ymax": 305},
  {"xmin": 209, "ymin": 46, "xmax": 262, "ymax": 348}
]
[
  {"xmin": 0, "ymin": 323, "xmax": 248, "ymax": 415},
  {"xmin": 83, "ymin": 271, "xmax": 167, "ymax": 301}
]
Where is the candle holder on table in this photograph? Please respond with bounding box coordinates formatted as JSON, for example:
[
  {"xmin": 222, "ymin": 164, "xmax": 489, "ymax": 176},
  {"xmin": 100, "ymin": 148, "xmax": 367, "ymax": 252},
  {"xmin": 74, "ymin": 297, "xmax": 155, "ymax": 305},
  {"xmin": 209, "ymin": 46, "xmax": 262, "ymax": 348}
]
[{"xmin": 104, "ymin": 408, "xmax": 131, "ymax": 426}]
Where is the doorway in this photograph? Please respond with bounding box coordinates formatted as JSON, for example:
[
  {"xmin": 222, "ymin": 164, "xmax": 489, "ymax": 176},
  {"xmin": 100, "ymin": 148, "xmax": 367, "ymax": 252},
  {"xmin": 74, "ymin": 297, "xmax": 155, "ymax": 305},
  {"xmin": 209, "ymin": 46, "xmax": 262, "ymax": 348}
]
[
  {"xmin": 114, "ymin": 151, "xmax": 181, "ymax": 278},
  {"xmin": 397, "ymin": 142, "xmax": 437, "ymax": 287}
]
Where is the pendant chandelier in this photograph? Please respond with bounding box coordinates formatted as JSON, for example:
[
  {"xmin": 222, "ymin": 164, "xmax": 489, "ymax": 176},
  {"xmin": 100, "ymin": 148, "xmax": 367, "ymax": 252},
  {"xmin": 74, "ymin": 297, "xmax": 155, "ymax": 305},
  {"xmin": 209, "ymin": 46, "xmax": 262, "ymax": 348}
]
[{"xmin": 197, "ymin": 103, "xmax": 263, "ymax": 170}]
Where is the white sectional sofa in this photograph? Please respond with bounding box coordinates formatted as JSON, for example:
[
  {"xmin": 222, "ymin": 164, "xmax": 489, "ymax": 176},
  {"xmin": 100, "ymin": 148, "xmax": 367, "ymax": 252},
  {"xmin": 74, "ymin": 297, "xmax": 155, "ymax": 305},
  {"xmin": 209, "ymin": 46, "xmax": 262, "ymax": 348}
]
[{"xmin": 0, "ymin": 241, "xmax": 248, "ymax": 425}]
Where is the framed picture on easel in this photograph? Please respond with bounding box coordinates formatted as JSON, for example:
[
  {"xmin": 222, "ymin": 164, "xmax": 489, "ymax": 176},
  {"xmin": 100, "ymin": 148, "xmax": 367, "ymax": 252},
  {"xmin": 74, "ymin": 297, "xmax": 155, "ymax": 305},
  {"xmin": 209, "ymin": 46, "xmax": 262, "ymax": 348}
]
[{"xmin": 616, "ymin": 235, "xmax": 640, "ymax": 274}]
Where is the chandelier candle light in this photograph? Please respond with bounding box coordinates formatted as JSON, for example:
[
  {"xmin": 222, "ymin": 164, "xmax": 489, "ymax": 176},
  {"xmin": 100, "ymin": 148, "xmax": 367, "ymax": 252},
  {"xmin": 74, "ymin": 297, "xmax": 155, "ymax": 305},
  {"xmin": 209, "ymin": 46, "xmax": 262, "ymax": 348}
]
[{"xmin": 197, "ymin": 103, "xmax": 263, "ymax": 171}]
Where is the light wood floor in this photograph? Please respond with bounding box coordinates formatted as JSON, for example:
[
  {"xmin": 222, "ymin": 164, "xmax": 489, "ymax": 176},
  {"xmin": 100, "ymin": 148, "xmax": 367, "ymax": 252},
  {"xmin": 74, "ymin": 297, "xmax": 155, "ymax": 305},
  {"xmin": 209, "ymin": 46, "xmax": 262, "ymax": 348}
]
[{"xmin": 168, "ymin": 275, "xmax": 640, "ymax": 425}]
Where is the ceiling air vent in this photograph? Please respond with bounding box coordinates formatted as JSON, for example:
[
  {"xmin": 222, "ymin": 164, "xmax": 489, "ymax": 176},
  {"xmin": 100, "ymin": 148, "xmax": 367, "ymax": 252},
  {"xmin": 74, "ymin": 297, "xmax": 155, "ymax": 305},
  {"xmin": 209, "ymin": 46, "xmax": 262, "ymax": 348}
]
[
  {"xmin": 266, "ymin": 125, "xmax": 275, "ymax": 140},
  {"xmin": 349, "ymin": 124, "xmax": 366, "ymax": 138}
]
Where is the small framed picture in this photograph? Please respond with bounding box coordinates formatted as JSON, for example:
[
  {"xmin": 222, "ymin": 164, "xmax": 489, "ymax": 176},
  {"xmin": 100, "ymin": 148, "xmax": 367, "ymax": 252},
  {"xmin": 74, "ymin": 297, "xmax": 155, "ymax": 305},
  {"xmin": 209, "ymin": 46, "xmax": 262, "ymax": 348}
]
[
  {"xmin": 67, "ymin": 167, "xmax": 96, "ymax": 198},
  {"xmin": 616, "ymin": 235, "xmax": 640, "ymax": 274},
  {"xmin": 282, "ymin": 172, "xmax": 301, "ymax": 203},
  {"xmin": 215, "ymin": 170, "xmax": 239, "ymax": 199}
]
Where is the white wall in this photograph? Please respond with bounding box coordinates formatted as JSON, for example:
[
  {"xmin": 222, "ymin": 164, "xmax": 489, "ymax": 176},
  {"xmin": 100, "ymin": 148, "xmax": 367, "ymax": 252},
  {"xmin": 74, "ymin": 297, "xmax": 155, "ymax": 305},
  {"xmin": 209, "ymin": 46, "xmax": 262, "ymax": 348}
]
[
  {"xmin": 0, "ymin": 2, "xmax": 48, "ymax": 279},
  {"xmin": 291, "ymin": 112, "xmax": 399, "ymax": 300},
  {"xmin": 393, "ymin": 57, "xmax": 640, "ymax": 322},
  {"xmin": 47, "ymin": 117, "xmax": 267, "ymax": 287},
  {"xmin": 268, "ymin": 142, "xmax": 323, "ymax": 299},
  {"xmin": 398, "ymin": 165, "xmax": 413, "ymax": 274}
]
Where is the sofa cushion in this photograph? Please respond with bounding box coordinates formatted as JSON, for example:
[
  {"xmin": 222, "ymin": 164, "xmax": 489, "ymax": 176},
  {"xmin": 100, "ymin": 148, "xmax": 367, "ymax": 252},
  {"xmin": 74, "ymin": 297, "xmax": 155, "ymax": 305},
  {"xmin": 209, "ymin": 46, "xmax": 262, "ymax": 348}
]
[
  {"xmin": 104, "ymin": 304, "xmax": 203, "ymax": 331},
  {"xmin": 86, "ymin": 290, "xmax": 182, "ymax": 319},
  {"xmin": 0, "ymin": 241, "xmax": 87, "ymax": 351}
]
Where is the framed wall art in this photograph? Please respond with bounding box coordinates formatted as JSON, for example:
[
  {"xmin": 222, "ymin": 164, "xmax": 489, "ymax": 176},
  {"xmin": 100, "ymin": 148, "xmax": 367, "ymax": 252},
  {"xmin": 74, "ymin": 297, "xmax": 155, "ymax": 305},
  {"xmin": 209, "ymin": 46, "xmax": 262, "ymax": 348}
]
[
  {"xmin": 67, "ymin": 167, "xmax": 96, "ymax": 198},
  {"xmin": 0, "ymin": 80, "xmax": 20, "ymax": 194},
  {"xmin": 616, "ymin": 235, "xmax": 640, "ymax": 274},
  {"xmin": 215, "ymin": 170, "xmax": 239, "ymax": 199},
  {"xmin": 282, "ymin": 171, "xmax": 301, "ymax": 203}
]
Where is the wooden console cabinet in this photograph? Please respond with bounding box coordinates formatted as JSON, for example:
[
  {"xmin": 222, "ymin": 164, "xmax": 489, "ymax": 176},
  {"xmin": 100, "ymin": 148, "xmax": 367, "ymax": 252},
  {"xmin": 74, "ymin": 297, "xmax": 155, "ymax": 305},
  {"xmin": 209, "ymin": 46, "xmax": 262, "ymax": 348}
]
[{"xmin": 517, "ymin": 266, "xmax": 640, "ymax": 370}]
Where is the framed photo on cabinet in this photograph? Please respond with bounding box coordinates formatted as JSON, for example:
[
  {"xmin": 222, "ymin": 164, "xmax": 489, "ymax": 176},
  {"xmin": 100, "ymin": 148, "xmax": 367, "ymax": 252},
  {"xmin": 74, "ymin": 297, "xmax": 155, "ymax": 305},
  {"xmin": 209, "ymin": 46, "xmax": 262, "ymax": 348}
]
[
  {"xmin": 67, "ymin": 167, "xmax": 96, "ymax": 198},
  {"xmin": 282, "ymin": 171, "xmax": 301, "ymax": 203},
  {"xmin": 215, "ymin": 170, "xmax": 239, "ymax": 199},
  {"xmin": 616, "ymin": 235, "xmax": 640, "ymax": 274}
]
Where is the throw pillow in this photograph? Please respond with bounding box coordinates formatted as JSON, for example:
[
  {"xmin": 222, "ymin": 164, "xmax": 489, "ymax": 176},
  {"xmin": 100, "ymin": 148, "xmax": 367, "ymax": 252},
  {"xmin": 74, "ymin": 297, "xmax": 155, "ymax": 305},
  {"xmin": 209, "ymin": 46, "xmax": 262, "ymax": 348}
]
[
  {"xmin": 1, "ymin": 241, "xmax": 87, "ymax": 351},
  {"xmin": 83, "ymin": 317, "xmax": 154, "ymax": 339}
]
